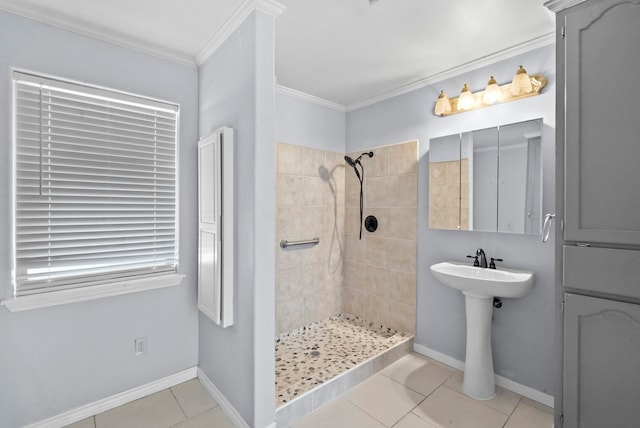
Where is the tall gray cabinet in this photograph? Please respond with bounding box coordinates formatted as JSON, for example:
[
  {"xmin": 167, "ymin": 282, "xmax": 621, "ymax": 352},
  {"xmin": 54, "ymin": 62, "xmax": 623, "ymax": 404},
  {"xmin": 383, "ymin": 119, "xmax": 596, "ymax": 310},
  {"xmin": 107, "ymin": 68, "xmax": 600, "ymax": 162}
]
[{"xmin": 546, "ymin": 0, "xmax": 640, "ymax": 426}]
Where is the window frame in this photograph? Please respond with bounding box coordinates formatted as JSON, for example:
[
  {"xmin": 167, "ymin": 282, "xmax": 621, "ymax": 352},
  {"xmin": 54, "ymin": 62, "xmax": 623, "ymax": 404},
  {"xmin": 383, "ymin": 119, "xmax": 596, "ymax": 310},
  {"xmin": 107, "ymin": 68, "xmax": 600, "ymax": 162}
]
[{"xmin": 2, "ymin": 70, "xmax": 183, "ymax": 312}]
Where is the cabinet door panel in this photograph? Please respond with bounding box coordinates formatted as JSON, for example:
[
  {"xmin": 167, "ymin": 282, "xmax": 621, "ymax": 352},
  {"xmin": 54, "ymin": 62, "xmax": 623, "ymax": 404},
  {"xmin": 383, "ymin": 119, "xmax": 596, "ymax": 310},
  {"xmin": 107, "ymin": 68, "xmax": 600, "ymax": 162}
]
[
  {"xmin": 565, "ymin": 0, "xmax": 640, "ymax": 245},
  {"xmin": 564, "ymin": 293, "xmax": 640, "ymax": 428}
]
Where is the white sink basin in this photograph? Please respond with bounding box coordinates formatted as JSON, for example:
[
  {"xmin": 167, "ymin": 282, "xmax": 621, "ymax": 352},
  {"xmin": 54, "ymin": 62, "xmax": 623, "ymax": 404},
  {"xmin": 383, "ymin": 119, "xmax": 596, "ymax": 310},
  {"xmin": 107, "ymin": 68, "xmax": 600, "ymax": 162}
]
[{"xmin": 430, "ymin": 261, "xmax": 534, "ymax": 299}]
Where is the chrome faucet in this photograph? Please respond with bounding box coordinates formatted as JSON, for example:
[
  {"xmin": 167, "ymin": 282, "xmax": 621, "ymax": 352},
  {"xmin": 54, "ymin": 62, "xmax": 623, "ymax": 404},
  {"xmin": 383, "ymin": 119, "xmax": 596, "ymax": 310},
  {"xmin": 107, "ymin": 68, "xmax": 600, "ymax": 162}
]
[{"xmin": 476, "ymin": 248, "xmax": 488, "ymax": 268}]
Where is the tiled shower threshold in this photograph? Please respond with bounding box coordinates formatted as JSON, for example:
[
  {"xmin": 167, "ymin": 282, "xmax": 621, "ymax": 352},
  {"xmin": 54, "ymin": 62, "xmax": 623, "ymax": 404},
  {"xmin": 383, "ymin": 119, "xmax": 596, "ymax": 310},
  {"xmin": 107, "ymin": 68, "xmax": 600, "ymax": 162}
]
[{"xmin": 275, "ymin": 314, "xmax": 413, "ymax": 427}]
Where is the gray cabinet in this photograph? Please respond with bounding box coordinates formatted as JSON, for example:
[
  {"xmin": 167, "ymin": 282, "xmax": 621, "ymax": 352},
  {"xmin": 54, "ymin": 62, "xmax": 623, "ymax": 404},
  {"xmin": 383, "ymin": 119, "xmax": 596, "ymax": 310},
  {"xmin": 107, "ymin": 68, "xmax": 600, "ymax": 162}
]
[
  {"xmin": 547, "ymin": 0, "xmax": 640, "ymax": 426},
  {"xmin": 563, "ymin": 0, "xmax": 640, "ymax": 246},
  {"xmin": 563, "ymin": 293, "xmax": 640, "ymax": 428}
]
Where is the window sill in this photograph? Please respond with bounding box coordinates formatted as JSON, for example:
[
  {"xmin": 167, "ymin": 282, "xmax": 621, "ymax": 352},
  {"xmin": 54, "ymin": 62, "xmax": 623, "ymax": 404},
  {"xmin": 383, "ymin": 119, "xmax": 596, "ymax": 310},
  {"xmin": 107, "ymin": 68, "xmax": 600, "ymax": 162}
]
[{"xmin": 1, "ymin": 273, "xmax": 185, "ymax": 312}]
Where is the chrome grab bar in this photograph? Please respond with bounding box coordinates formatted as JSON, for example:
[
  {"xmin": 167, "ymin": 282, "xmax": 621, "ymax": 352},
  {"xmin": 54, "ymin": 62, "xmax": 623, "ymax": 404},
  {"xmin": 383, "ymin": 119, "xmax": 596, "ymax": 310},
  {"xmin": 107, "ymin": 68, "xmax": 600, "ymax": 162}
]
[
  {"xmin": 542, "ymin": 214, "xmax": 555, "ymax": 243},
  {"xmin": 280, "ymin": 237, "xmax": 320, "ymax": 249}
]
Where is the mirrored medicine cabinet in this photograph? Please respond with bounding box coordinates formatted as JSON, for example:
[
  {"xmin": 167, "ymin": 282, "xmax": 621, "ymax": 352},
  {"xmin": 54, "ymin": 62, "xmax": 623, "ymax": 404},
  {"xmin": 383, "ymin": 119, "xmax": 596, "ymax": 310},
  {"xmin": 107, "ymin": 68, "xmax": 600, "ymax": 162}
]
[{"xmin": 429, "ymin": 118, "xmax": 543, "ymax": 234}]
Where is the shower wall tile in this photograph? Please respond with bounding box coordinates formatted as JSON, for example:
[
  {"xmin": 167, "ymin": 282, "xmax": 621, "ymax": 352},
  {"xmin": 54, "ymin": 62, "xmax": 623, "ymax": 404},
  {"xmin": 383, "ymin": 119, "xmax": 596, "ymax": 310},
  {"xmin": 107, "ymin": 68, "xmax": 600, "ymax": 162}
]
[
  {"xmin": 389, "ymin": 271, "xmax": 417, "ymax": 306},
  {"xmin": 303, "ymin": 147, "xmax": 325, "ymax": 177},
  {"xmin": 366, "ymin": 176, "xmax": 392, "ymax": 208},
  {"xmin": 303, "ymin": 206, "xmax": 325, "ymax": 237},
  {"xmin": 343, "ymin": 262, "xmax": 365, "ymax": 292},
  {"xmin": 365, "ymin": 237, "xmax": 388, "ymax": 267},
  {"xmin": 387, "ymin": 239, "xmax": 417, "ymax": 273},
  {"xmin": 324, "ymin": 151, "xmax": 345, "ymax": 205},
  {"xmin": 277, "ymin": 143, "xmax": 304, "ymax": 175},
  {"xmin": 277, "ymin": 175, "xmax": 305, "ymax": 206},
  {"xmin": 344, "ymin": 288, "xmax": 365, "ymax": 318},
  {"xmin": 365, "ymin": 294, "xmax": 389, "ymax": 327},
  {"xmin": 278, "ymin": 206, "xmax": 304, "ymax": 239},
  {"xmin": 342, "ymin": 140, "xmax": 417, "ymax": 335},
  {"xmin": 303, "ymin": 262, "xmax": 324, "ymax": 295},
  {"xmin": 302, "ymin": 237, "xmax": 327, "ymax": 265},
  {"xmin": 364, "ymin": 265, "xmax": 389, "ymax": 298},
  {"xmin": 388, "ymin": 175, "xmax": 418, "ymax": 207},
  {"xmin": 389, "ymin": 140, "xmax": 418, "ymax": 175},
  {"xmin": 389, "ymin": 301, "xmax": 416, "ymax": 334},
  {"xmin": 387, "ymin": 207, "xmax": 417, "ymax": 240},
  {"xmin": 278, "ymin": 267, "xmax": 303, "ymax": 301},
  {"xmin": 278, "ymin": 243, "xmax": 303, "ymax": 270},
  {"xmin": 344, "ymin": 234, "xmax": 366, "ymax": 263},
  {"xmin": 279, "ymin": 298, "xmax": 304, "ymax": 333},
  {"xmin": 345, "ymin": 173, "xmax": 360, "ymax": 207},
  {"xmin": 324, "ymin": 205, "xmax": 345, "ymax": 237},
  {"xmin": 276, "ymin": 143, "xmax": 345, "ymax": 334},
  {"xmin": 366, "ymin": 146, "xmax": 389, "ymax": 178},
  {"xmin": 344, "ymin": 206, "xmax": 361, "ymax": 235},
  {"xmin": 304, "ymin": 176, "xmax": 325, "ymax": 206}
]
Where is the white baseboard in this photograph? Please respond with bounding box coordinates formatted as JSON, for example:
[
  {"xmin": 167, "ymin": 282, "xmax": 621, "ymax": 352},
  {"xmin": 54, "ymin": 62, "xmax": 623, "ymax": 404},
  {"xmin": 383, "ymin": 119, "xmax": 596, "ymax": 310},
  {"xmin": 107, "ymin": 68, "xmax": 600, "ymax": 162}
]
[
  {"xmin": 25, "ymin": 367, "xmax": 198, "ymax": 428},
  {"xmin": 413, "ymin": 343, "xmax": 555, "ymax": 408},
  {"xmin": 197, "ymin": 368, "xmax": 250, "ymax": 428}
]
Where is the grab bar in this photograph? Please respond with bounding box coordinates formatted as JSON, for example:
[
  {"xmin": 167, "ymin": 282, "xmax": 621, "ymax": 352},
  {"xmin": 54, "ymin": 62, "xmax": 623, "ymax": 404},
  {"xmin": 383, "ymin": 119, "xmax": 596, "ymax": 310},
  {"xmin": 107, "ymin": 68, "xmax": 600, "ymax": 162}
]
[{"xmin": 280, "ymin": 237, "xmax": 320, "ymax": 249}]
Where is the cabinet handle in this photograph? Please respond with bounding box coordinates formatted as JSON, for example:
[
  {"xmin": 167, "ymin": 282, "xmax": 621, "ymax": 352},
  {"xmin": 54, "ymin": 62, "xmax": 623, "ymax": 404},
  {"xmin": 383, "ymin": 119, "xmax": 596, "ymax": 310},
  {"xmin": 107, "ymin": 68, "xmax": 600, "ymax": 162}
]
[{"xmin": 542, "ymin": 214, "xmax": 555, "ymax": 243}]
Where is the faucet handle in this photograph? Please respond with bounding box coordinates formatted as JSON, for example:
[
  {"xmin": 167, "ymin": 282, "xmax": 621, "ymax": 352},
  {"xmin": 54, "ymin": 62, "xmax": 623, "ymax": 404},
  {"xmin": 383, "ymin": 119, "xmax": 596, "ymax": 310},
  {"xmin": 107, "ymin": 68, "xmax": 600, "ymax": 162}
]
[
  {"xmin": 466, "ymin": 255, "xmax": 480, "ymax": 267},
  {"xmin": 489, "ymin": 258, "xmax": 503, "ymax": 269}
]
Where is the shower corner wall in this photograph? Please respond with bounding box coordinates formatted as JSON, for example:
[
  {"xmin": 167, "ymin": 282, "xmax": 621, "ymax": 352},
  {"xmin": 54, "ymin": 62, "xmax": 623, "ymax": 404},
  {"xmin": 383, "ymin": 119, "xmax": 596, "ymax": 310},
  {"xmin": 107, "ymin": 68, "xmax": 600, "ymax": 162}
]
[
  {"xmin": 343, "ymin": 140, "xmax": 418, "ymax": 335},
  {"xmin": 276, "ymin": 142, "xmax": 346, "ymax": 335}
]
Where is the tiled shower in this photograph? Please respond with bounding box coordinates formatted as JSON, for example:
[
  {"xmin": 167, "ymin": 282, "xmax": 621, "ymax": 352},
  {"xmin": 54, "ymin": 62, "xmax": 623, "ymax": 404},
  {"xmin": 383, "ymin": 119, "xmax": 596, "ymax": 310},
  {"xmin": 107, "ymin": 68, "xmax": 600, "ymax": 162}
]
[
  {"xmin": 274, "ymin": 140, "xmax": 418, "ymax": 424},
  {"xmin": 275, "ymin": 141, "xmax": 418, "ymax": 335}
]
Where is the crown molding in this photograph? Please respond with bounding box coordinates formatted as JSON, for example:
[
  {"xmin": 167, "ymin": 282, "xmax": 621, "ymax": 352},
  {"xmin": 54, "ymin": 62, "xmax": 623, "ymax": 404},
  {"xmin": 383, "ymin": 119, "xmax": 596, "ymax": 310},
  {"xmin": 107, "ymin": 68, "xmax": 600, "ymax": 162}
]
[
  {"xmin": 544, "ymin": 0, "xmax": 590, "ymax": 13},
  {"xmin": 256, "ymin": 0, "xmax": 287, "ymax": 17},
  {"xmin": 195, "ymin": 0, "xmax": 285, "ymax": 65},
  {"xmin": 345, "ymin": 31, "xmax": 556, "ymax": 112},
  {"xmin": 0, "ymin": 0, "xmax": 196, "ymax": 67},
  {"xmin": 276, "ymin": 85, "xmax": 347, "ymax": 112}
]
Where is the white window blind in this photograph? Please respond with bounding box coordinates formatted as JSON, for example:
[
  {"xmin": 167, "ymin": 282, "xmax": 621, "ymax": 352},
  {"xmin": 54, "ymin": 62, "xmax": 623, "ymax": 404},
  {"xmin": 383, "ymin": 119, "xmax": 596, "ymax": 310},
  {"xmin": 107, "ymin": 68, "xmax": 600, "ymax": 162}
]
[{"xmin": 13, "ymin": 71, "xmax": 179, "ymax": 297}]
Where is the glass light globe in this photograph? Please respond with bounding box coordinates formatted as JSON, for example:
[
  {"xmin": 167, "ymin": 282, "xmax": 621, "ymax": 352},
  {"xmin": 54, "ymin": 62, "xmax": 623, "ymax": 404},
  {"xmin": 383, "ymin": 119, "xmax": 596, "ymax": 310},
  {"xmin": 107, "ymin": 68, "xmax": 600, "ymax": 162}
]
[
  {"xmin": 483, "ymin": 76, "xmax": 502, "ymax": 105},
  {"xmin": 458, "ymin": 84, "xmax": 475, "ymax": 110},
  {"xmin": 434, "ymin": 90, "xmax": 452, "ymax": 116},
  {"xmin": 511, "ymin": 66, "xmax": 533, "ymax": 96}
]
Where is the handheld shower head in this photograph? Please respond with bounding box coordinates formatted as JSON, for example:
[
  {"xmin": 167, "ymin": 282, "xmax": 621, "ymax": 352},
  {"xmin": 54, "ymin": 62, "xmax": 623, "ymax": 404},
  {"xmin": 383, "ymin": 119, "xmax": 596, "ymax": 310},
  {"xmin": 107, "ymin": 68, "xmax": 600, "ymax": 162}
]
[
  {"xmin": 344, "ymin": 155, "xmax": 357, "ymax": 167},
  {"xmin": 345, "ymin": 152, "xmax": 373, "ymax": 167},
  {"xmin": 345, "ymin": 156, "xmax": 361, "ymax": 181}
]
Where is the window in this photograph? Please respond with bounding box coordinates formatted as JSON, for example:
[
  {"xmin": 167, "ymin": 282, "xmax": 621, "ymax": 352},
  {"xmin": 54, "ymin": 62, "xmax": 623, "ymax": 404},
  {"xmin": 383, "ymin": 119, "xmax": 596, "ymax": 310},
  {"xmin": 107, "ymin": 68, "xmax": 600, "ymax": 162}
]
[{"xmin": 6, "ymin": 71, "xmax": 181, "ymax": 310}]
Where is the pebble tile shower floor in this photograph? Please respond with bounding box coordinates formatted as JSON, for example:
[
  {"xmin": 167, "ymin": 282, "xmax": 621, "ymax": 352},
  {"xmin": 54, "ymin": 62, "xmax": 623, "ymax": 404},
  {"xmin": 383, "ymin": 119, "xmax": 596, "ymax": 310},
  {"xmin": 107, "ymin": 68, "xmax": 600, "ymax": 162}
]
[{"xmin": 275, "ymin": 314, "xmax": 411, "ymax": 406}]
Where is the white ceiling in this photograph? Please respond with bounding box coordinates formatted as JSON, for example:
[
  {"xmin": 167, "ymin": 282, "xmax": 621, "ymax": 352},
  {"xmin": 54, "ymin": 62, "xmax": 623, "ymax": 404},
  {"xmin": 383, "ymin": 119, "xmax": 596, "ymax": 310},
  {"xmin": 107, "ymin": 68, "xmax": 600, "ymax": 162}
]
[{"xmin": 0, "ymin": 0, "xmax": 556, "ymax": 109}]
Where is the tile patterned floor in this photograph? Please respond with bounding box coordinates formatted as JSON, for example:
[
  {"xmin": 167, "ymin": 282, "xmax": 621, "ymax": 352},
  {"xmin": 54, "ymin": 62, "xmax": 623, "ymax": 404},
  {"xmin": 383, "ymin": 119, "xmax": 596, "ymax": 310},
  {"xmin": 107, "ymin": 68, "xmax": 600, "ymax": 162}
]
[
  {"xmin": 275, "ymin": 314, "xmax": 410, "ymax": 406},
  {"xmin": 291, "ymin": 352, "xmax": 554, "ymax": 428},
  {"xmin": 62, "ymin": 353, "xmax": 553, "ymax": 428},
  {"xmin": 63, "ymin": 379, "xmax": 233, "ymax": 428}
]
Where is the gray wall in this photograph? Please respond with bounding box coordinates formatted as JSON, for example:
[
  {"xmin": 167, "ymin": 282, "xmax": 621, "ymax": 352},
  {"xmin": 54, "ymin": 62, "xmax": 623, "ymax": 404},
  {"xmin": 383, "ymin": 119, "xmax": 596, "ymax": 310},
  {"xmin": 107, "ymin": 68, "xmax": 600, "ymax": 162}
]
[
  {"xmin": 276, "ymin": 91, "xmax": 346, "ymax": 152},
  {"xmin": 0, "ymin": 10, "xmax": 199, "ymax": 427},
  {"xmin": 198, "ymin": 11, "xmax": 276, "ymax": 427},
  {"xmin": 346, "ymin": 45, "xmax": 557, "ymax": 395}
]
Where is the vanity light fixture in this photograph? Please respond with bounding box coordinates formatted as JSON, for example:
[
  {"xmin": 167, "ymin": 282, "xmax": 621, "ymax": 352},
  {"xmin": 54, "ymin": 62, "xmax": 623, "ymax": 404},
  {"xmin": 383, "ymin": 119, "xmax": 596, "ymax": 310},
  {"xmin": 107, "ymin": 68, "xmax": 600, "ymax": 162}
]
[{"xmin": 433, "ymin": 66, "xmax": 547, "ymax": 117}]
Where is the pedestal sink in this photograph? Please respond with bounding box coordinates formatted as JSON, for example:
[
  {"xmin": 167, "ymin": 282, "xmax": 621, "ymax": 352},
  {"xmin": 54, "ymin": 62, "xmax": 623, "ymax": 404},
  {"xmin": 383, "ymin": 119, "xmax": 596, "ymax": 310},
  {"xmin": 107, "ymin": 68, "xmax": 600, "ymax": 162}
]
[{"xmin": 430, "ymin": 261, "xmax": 534, "ymax": 400}]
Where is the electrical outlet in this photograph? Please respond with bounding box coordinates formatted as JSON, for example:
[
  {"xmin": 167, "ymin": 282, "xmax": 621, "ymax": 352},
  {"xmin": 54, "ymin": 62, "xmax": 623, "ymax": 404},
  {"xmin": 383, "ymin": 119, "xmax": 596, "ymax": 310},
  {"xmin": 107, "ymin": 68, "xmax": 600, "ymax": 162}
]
[{"xmin": 134, "ymin": 337, "xmax": 147, "ymax": 355}]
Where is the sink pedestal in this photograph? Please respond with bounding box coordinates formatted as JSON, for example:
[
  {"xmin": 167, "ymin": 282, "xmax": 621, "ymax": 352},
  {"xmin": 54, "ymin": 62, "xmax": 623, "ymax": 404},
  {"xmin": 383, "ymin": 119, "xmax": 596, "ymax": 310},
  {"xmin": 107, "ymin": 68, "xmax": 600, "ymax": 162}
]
[{"xmin": 462, "ymin": 294, "xmax": 496, "ymax": 400}]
